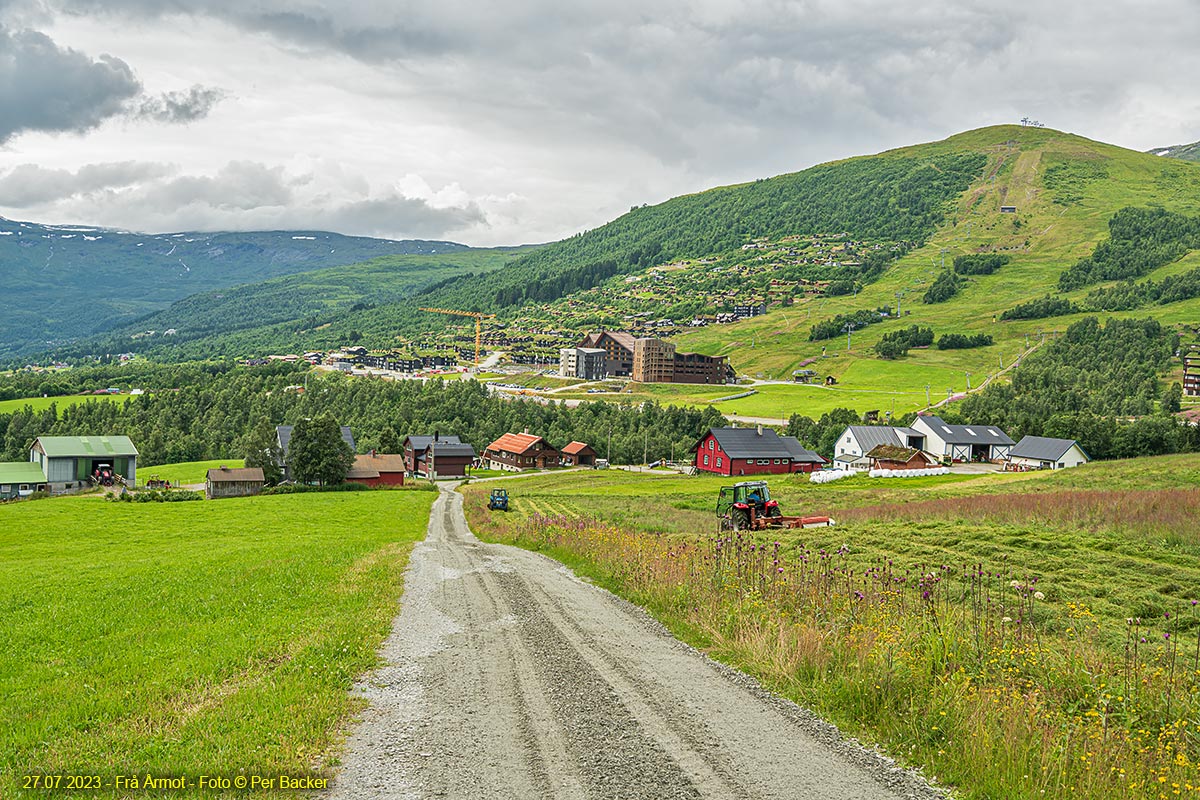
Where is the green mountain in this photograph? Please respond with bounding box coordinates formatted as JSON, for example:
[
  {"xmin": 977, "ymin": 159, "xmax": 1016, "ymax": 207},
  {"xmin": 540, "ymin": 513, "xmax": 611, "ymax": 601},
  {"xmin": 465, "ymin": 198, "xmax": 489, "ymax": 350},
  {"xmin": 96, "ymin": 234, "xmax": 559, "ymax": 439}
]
[
  {"xmin": 0, "ymin": 219, "xmax": 468, "ymax": 360},
  {"xmin": 1147, "ymin": 141, "xmax": 1200, "ymax": 162}
]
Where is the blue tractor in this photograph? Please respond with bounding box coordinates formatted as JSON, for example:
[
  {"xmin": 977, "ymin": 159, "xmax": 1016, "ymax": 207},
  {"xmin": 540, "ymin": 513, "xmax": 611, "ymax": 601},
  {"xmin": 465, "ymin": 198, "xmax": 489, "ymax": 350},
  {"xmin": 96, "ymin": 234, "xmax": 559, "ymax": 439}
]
[{"xmin": 487, "ymin": 488, "xmax": 509, "ymax": 511}]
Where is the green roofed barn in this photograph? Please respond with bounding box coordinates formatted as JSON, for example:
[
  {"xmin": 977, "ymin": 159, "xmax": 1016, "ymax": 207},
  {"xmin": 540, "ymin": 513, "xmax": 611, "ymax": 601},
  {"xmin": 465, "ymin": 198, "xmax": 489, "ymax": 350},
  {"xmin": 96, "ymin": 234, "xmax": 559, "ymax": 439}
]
[
  {"xmin": 0, "ymin": 462, "xmax": 49, "ymax": 500},
  {"xmin": 30, "ymin": 435, "xmax": 138, "ymax": 491}
]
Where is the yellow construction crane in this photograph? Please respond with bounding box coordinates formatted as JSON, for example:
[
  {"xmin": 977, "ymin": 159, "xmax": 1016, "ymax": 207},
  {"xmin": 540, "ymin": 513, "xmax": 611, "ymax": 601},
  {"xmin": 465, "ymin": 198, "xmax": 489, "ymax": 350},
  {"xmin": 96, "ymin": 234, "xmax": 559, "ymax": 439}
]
[{"xmin": 419, "ymin": 307, "xmax": 496, "ymax": 367}]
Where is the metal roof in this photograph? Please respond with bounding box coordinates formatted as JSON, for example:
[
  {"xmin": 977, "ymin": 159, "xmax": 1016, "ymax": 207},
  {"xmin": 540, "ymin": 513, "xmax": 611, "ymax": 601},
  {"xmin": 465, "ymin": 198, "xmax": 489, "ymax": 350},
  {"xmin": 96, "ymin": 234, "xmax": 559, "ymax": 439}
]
[
  {"xmin": 844, "ymin": 426, "xmax": 916, "ymax": 452},
  {"xmin": 276, "ymin": 425, "xmax": 354, "ymax": 458},
  {"xmin": 0, "ymin": 462, "xmax": 48, "ymax": 484},
  {"xmin": 425, "ymin": 443, "xmax": 477, "ymax": 458},
  {"xmin": 703, "ymin": 427, "xmax": 796, "ymax": 459},
  {"xmin": 34, "ymin": 435, "xmax": 138, "ymax": 458},
  {"xmin": 404, "ymin": 435, "xmax": 463, "ymax": 452},
  {"xmin": 561, "ymin": 441, "xmax": 595, "ymax": 455},
  {"xmin": 916, "ymin": 415, "xmax": 1014, "ymax": 445},
  {"xmin": 205, "ymin": 467, "xmax": 265, "ymax": 483},
  {"xmin": 779, "ymin": 436, "xmax": 826, "ymax": 463},
  {"xmin": 1008, "ymin": 436, "xmax": 1086, "ymax": 462}
]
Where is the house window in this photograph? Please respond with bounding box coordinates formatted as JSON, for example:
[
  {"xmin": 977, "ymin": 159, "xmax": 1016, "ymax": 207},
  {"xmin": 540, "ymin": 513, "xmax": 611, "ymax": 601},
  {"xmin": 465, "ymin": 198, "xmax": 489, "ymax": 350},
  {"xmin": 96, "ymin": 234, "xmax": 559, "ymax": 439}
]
[
  {"xmin": 716, "ymin": 457, "xmax": 722, "ymax": 468},
  {"xmin": 709, "ymin": 440, "xmax": 714, "ymax": 450},
  {"xmin": 703, "ymin": 454, "xmax": 710, "ymax": 466},
  {"xmin": 757, "ymin": 459, "xmax": 770, "ymax": 465},
  {"xmin": 19, "ymin": 484, "xmax": 29, "ymax": 491},
  {"xmin": 1, "ymin": 485, "xmax": 9, "ymax": 492}
]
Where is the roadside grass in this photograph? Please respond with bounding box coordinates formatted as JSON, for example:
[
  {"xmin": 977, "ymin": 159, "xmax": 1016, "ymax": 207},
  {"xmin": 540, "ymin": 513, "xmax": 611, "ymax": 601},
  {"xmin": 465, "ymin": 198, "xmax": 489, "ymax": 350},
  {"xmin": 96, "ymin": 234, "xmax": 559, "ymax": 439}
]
[
  {"xmin": 462, "ymin": 457, "xmax": 1200, "ymax": 800},
  {"xmin": 139, "ymin": 459, "xmax": 245, "ymax": 486},
  {"xmin": 0, "ymin": 490, "xmax": 436, "ymax": 798},
  {"xmin": 0, "ymin": 395, "xmax": 132, "ymax": 416}
]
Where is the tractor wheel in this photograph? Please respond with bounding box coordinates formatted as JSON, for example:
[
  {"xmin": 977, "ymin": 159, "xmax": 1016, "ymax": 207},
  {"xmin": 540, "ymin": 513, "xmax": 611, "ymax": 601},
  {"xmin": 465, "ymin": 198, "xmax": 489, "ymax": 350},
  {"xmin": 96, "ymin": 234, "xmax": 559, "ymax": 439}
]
[
  {"xmin": 766, "ymin": 505, "xmax": 782, "ymax": 518},
  {"xmin": 732, "ymin": 509, "xmax": 751, "ymax": 531}
]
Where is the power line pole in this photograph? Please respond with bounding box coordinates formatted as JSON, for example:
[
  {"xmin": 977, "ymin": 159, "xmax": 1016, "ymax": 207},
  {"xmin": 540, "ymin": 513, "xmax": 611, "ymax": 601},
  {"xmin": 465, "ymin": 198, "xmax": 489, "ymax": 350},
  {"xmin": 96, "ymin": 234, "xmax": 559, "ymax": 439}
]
[
  {"xmin": 925, "ymin": 384, "xmax": 931, "ymax": 407},
  {"xmin": 844, "ymin": 322, "xmax": 856, "ymax": 352}
]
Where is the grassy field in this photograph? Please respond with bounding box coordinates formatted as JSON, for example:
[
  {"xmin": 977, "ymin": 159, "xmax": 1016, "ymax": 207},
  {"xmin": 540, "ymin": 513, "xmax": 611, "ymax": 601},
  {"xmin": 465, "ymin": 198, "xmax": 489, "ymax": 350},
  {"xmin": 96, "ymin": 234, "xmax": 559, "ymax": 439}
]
[
  {"xmin": 462, "ymin": 456, "xmax": 1200, "ymax": 799},
  {"xmin": 0, "ymin": 395, "xmax": 132, "ymax": 416},
  {"xmin": 1, "ymin": 489, "xmax": 436, "ymax": 798},
  {"xmin": 139, "ymin": 459, "xmax": 246, "ymax": 486}
]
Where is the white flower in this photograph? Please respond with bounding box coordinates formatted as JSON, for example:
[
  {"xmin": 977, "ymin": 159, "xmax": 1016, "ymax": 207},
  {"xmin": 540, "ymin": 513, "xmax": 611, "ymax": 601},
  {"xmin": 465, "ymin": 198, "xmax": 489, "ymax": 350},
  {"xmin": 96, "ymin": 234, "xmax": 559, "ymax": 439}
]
[
  {"xmin": 1002, "ymin": 616, "xmax": 1013, "ymax": 623},
  {"xmin": 1033, "ymin": 591, "xmax": 1045, "ymax": 601},
  {"xmin": 1010, "ymin": 579, "xmax": 1021, "ymax": 589}
]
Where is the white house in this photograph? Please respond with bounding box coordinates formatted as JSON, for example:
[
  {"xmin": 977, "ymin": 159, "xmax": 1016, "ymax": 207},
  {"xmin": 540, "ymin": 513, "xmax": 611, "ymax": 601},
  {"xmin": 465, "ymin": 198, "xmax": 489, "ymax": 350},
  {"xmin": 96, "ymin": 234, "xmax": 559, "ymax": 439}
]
[
  {"xmin": 1006, "ymin": 436, "xmax": 1090, "ymax": 470},
  {"xmin": 833, "ymin": 425, "xmax": 926, "ymax": 467},
  {"xmin": 909, "ymin": 415, "xmax": 1014, "ymax": 463}
]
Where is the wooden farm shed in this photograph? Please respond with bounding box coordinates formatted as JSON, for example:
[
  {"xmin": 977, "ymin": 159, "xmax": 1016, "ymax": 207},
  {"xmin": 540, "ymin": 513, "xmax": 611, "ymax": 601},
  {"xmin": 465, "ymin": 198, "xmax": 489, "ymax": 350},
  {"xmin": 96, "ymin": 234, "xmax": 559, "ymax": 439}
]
[
  {"xmin": 205, "ymin": 466, "xmax": 265, "ymax": 499},
  {"xmin": 866, "ymin": 444, "xmax": 937, "ymax": 470},
  {"xmin": 560, "ymin": 441, "xmax": 597, "ymax": 467},
  {"xmin": 346, "ymin": 452, "xmax": 407, "ymax": 486},
  {"xmin": 694, "ymin": 426, "xmax": 824, "ymax": 476}
]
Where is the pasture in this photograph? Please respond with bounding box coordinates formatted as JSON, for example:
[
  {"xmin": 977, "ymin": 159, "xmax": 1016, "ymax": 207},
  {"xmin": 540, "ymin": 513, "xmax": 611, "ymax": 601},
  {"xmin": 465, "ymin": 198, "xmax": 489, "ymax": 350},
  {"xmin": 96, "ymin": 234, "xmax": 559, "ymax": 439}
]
[{"xmin": 0, "ymin": 489, "xmax": 435, "ymax": 798}]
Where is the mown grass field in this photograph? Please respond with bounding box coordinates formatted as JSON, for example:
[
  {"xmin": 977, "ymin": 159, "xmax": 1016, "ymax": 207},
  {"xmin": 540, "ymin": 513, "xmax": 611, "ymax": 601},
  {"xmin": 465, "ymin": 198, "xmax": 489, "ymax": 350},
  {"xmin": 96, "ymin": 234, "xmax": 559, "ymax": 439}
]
[
  {"xmin": 1, "ymin": 489, "xmax": 436, "ymax": 798},
  {"xmin": 0, "ymin": 395, "xmax": 132, "ymax": 416},
  {"xmin": 462, "ymin": 456, "xmax": 1200, "ymax": 799},
  {"xmin": 139, "ymin": 459, "xmax": 246, "ymax": 486}
]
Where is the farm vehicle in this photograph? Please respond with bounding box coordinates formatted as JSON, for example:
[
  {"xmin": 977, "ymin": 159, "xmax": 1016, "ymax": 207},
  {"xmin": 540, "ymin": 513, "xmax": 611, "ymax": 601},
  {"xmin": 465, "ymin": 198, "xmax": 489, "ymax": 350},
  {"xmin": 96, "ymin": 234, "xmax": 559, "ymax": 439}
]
[{"xmin": 716, "ymin": 480, "xmax": 834, "ymax": 531}]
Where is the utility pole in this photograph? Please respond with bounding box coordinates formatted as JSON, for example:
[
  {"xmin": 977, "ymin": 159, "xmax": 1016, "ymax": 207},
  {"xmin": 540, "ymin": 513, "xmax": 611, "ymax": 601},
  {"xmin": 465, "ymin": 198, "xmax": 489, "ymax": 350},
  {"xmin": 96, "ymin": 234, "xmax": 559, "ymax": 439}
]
[
  {"xmin": 925, "ymin": 384, "xmax": 931, "ymax": 407},
  {"xmin": 999, "ymin": 353, "xmax": 1004, "ymax": 370},
  {"xmin": 844, "ymin": 322, "xmax": 856, "ymax": 352},
  {"xmin": 643, "ymin": 429, "xmax": 648, "ymax": 468},
  {"xmin": 895, "ymin": 290, "xmax": 904, "ymax": 317},
  {"xmin": 965, "ymin": 372, "xmax": 972, "ymax": 391},
  {"xmin": 607, "ymin": 424, "xmax": 612, "ymax": 462}
]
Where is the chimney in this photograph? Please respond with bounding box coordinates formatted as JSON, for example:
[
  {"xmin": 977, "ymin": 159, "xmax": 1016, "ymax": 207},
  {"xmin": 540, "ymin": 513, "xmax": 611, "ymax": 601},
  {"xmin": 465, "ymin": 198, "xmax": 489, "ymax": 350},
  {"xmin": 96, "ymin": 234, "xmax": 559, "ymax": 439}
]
[
  {"xmin": 756, "ymin": 424, "xmax": 763, "ymax": 436},
  {"xmin": 434, "ymin": 431, "xmax": 439, "ymax": 442},
  {"xmin": 370, "ymin": 448, "xmax": 376, "ymax": 457}
]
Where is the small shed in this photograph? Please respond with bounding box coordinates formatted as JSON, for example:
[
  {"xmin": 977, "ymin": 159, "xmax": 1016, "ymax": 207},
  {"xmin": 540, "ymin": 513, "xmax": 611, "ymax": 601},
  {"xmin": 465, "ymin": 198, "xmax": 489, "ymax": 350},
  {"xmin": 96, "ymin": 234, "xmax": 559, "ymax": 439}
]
[
  {"xmin": 0, "ymin": 462, "xmax": 49, "ymax": 499},
  {"xmin": 347, "ymin": 452, "xmax": 407, "ymax": 486},
  {"xmin": 560, "ymin": 441, "xmax": 597, "ymax": 467},
  {"xmin": 866, "ymin": 444, "xmax": 937, "ymax": 470},
  {"xmin": 205, "ymin": 466, "xmax": 265, "ymax": 499},
  {"xmin": 1006, "ymin": 436, "xmax": 1089, "ymax": 470}
]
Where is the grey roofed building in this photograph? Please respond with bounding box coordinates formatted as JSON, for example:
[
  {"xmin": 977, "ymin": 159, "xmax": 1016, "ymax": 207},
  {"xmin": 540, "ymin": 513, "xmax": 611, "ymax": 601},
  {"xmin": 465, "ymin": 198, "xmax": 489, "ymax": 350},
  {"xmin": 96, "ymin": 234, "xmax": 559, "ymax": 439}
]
[
  {"xmin": 779, "ymin": 436, "xmax": 826, "ymax": 464},
  {"xmin": 913, "ymin": 415, "xmax": 1014, "ymax": 445},
  {"xmin": 404, "ymin": 434, "xmax": 463, "ymax": 452},
  {"xmin": 1008, "ymin": 436, "xmax": 1087, "ymax": 462},
  {"xmin": 845, "ymin": 425, "xmax": 924, "ymax": 450},
  {"xmin": 706, "ymin": 426, "xmax": 797, "ymax": 459}
]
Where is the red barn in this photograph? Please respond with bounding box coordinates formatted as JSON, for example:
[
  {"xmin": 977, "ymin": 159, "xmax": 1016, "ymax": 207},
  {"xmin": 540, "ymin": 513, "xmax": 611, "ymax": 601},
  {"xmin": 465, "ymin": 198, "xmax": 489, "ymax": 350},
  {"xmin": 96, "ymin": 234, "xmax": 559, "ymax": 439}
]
[
  {"xmin": 346, "ymin": 452, "xmax": 407, "ymax": 486},
  {"xmin": 694, "ymin": 427, "xmax": 826, "ymax": 477},
  {"xmin": 560, "ymin": 441, "xmax": 597, "ymax": 467}
]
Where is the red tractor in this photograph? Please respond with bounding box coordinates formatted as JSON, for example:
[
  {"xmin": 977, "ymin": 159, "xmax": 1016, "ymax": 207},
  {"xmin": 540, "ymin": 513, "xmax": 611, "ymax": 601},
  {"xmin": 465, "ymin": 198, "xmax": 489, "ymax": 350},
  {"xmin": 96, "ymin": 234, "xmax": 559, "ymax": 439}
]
[{"xmin": 716, "ymin": 480, "xmax": 834, "ymax": 531}]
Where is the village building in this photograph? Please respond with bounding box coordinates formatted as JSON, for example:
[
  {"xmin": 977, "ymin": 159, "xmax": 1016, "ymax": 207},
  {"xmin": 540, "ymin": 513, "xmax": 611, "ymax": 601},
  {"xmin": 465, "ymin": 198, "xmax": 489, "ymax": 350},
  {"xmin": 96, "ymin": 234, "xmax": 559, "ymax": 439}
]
[
  {"xmin": 0, "ymin": 462, "xmax": 50, "ymax": 500},
  {"xmin": 402, "ymin": 435, "xmax": 476, "ymax": 479},
  {"xmin": 30, "ymin": 435, "xmax": 138, "ymax": 491},
  {"xmin": 346, "ymin": 452, "xmax": 407, "ymax": 487},
  {"xmin": 867, "ymin": 445, "xmax": 938, "ymax": 470},
  {"xmin": 1185, "ymin": 351, "xmax": 1199, "ymax": 397},
  {"xmin": 484, "ymin": 432, "xmax": 560, "ymax": 472},
  {"xmin": 693, "ymin": 426, "xmax": 826, "ymax": 476},
  {"xmin": 833, "ymin": 425, "xmax": 926, "ymax": 467},
  {"xmin": 560, "ymin": 441, "xmax": 597, "ymax": 467},
  {"xmin": 909, "ymin": 414, "xmax": 1014, "ymax": 463},
  {"xmin": 578, "ymin": 331, "xmax": 637, "ymax": 377},
  {"xmin": 1006, "ymin": 436, "xmax": 1090, "ymax": 470},
  {"xmin": 205, "ymin": 466, "xmax": 265, "ymax": 499},
  {"xmin": 559, "ymin": 347, "xmax": 606, "ymax": 380},
  {"xmin": 578, "ymin": 331, "xmax": 732, "ymax": 384},
  {"xmin": 276, "ymin": 424, "xmax": 354, "ymax": 481}
]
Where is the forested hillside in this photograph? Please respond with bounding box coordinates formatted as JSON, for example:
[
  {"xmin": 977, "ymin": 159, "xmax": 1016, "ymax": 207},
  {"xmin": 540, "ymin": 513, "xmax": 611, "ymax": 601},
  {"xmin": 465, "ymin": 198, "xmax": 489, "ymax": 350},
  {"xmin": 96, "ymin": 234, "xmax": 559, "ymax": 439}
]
[{"xmin": 0, "ymin": 219, "xmax": 467, "ymax": 360}]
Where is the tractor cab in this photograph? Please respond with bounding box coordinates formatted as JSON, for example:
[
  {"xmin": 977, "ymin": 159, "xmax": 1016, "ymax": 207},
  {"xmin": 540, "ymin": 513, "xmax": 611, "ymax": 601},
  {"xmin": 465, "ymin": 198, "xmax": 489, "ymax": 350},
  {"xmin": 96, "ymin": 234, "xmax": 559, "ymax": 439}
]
[
  {"xmin": 716, "ymin": 480, "xmax": 781, "ymax": 530},
  {"xmin": 487, "ymin": 488, "xmax": 509, "ymax": 511}
]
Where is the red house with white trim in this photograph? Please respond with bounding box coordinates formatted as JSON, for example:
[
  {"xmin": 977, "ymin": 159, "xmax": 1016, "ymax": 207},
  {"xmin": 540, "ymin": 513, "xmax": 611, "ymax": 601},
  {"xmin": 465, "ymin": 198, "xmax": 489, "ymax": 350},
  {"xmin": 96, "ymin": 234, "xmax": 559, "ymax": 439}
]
[{"xmin": 693, "ymin": 427, "xmax": 825, "ymax": 476}]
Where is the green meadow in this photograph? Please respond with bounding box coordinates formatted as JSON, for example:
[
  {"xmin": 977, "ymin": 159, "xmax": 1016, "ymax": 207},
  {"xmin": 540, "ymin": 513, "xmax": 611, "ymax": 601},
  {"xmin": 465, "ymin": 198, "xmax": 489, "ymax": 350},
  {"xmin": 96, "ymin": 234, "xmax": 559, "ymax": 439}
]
[
  {"xmin": 0, "ymin": 489, "xmax": 436, "ymax": 798},
  {"xmin": 0, "ymin": 395, "xmax": 132, "ymax": 416},
  {"xmin": 139, "ymin": 459, "xmax": 246, "ymax": 486}
]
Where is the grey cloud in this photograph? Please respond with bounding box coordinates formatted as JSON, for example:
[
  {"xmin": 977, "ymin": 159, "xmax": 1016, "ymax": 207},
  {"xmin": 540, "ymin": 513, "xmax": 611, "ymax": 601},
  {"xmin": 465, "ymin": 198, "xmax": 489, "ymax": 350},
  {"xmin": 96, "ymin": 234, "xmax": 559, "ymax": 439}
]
[
  {"xmin": 0, "ymin": 25, "xmax": 141, "ymax": 142},
  {"xmin": 0, "ymin": 161, "xmax": 174, "ymax": 203},
  {"xmin": 13, "ymin": 159, "xmax": 488, "ymax": 240},
  {"xmin": 133, "ymin": 84, "xmax": 225, "ymax": 123}
]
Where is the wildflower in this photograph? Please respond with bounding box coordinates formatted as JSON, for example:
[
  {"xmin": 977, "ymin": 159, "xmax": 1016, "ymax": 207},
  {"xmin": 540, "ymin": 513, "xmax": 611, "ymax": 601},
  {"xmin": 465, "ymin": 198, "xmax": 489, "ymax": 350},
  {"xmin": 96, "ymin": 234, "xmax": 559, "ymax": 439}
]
[
  {"xmin": 1033, "ymin": 591, "xmax": 1045, "ymax": 601},
  {"xmin": 1003, "ymin": 616, "xmax": 1013, "ymax": 623}
]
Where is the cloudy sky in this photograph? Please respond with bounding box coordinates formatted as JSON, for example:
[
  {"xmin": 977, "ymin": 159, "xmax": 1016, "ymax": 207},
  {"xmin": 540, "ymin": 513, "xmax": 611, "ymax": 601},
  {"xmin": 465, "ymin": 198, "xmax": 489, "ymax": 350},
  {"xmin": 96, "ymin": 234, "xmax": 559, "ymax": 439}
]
[{"xmin": 0, "ymin": 1, "xmax": 1198, "ymax": 246}]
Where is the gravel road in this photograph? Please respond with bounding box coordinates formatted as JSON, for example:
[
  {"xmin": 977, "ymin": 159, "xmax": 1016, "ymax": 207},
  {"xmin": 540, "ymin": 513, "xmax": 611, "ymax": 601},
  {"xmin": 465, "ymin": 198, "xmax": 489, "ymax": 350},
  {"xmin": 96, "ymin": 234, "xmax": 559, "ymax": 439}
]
[{"xmin": 327, "ymin": 486, "xmax": 943, "ymax": 800}]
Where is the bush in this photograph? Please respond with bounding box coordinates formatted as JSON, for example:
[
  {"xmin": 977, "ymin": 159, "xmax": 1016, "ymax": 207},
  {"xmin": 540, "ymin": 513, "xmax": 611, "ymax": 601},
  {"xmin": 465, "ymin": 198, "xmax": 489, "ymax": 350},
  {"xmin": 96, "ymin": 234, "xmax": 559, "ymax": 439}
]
[
  {"xmin": 937, "ymin": 333, "xmax": 994, "ymax": 350},
  {"xmin": 953, "ymin": 254, "xmax": 1010, "ymax": 275},
  {"xmin": 999, "ymin": 295, "xmax": 1079, "ymax": 321},
  {"xmin": 260, "ymin": 482, "xmax": 373, "ymax": 495},
  {"xmin": 875, "ymin": 325, "xmax": 934, "ymax": 358},
  {"xmin": 922, "ymin": 270, "xmax": 961, "ymax": 304},
  {"xmin": 809, "ymin": 310, "xmax": 884, "ymax": 341},
  {"xmin": 110, "ymin": 489, "xmax": 203, "ymax": 503}
]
